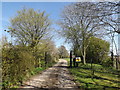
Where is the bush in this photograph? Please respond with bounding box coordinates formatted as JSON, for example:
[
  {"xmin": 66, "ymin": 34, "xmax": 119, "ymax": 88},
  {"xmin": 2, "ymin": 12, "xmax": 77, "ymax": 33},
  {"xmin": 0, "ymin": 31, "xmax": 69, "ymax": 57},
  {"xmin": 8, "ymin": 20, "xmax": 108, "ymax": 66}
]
[
  {"xmin": 101, "ymin": 56, "xmax": 113, "ymax": 67},
  {"xmin": 86, "ymin": 37, "xmax": 110, "ymax": 64},
  {"xmin": 2, "ymin": 44, "xmax": 58, "ymax": 88},
  {"xmin": 2, "ymin": 38, "xmax": 59, "ymax": 89},
  {"xmin": 2, "ymin": 46, "xmax": 35, "ymax": 88}
]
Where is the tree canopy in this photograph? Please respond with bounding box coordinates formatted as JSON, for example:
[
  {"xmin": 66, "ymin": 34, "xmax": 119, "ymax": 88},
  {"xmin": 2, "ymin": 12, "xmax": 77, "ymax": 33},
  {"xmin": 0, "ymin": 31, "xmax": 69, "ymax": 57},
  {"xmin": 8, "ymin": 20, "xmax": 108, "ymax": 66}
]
[
  {"xmin": 59, "ymin": 2, "xmax": 119, "ymax": 64},
  {"xmin": 9, "ymin": 8, "xmax": 51, "ymax": 47},
  {"xmin": 86, "ymin": 37, "xmax": 110, "ymax": 64},
  {"xmin": 58, "ymin": 45, "xmax": 69, "ymax": 58}
]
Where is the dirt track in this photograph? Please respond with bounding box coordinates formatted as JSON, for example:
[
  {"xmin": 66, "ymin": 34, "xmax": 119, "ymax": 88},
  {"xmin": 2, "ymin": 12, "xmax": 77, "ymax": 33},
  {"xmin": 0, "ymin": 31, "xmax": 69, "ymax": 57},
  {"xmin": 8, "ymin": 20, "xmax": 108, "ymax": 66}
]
[{"xmin": 20, "ymin": 59, "xmax": 78, "ymax": 89}]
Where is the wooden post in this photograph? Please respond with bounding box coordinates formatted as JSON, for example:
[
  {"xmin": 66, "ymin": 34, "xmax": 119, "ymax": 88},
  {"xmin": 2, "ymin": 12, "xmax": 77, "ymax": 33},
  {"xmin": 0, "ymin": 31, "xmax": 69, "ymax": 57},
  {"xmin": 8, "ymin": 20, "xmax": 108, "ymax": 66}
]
[
  {"xmin": 76, "ymin": 62, "xmax": 78, "ymax": 67},
  {"xmin": 45, "ymin": 52, "xmax": 47, "ymax": 68},
  {"xmin": 73, "ymin": 58, "xmax": 76, "ymax": 67},
  {"xmin": 111, "ymin": 51, "xmax": 115, "ymax": 68},
  {"xmin": 70, "ymin": 50, "xmax": 72, "ymax": 68}
]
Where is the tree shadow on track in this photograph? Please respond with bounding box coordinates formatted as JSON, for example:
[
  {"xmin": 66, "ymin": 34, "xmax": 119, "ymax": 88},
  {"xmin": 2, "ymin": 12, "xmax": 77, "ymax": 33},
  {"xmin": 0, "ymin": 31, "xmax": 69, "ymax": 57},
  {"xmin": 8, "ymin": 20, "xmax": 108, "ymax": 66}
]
[{"xmin": 54, "ymin": 65, "xmax": 69, "ymax": 69}]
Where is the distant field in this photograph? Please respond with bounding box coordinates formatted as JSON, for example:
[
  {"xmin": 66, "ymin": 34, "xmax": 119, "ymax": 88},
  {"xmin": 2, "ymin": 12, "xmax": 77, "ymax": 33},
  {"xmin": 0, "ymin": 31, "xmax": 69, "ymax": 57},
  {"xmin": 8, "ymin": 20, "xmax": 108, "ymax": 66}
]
[{"xmin": 63, "ymin": 58, "xmax": 120, "ymax": 89}]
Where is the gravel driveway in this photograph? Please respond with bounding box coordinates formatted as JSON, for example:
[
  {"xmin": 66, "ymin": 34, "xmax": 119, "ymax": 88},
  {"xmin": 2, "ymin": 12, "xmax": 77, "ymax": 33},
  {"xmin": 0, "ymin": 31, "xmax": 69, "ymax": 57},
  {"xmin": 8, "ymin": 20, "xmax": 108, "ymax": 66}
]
[{"xmin": 20, "ymin": 59, "xmax": 79, "ymax": 89}]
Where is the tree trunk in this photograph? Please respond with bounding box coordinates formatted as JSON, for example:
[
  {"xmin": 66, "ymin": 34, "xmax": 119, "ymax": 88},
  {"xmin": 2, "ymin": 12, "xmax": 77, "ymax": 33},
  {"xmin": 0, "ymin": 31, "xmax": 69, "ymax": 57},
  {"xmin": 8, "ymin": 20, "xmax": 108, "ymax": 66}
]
[
  {"xmin": 83, "ymin": 47, "xmax": 86, "ymax": 64},
  {"xmin": 83, "ymin": 55, "xmax": 86, "ymax": 65}
]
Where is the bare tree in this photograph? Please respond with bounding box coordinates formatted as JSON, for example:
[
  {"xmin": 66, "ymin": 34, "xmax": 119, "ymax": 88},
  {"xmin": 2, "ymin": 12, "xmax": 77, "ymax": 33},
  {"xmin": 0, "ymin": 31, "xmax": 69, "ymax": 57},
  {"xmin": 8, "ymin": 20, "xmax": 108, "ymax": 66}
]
[
  {"xmin": 97, "ymin": 2, "xmax": 120, "ymax": 69},
  {"xmin": 59, "ymin": 2, "xmax": 106, "ymax": 64}
]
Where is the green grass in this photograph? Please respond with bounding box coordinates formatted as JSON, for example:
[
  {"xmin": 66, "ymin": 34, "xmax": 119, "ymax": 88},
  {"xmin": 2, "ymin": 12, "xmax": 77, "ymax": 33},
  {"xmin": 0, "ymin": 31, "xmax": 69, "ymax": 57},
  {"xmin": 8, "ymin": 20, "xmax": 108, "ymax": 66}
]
[
  {"xmin": 30, "ymin": 67, "xmax": 45, "ymax": 75},
  {"xmin": 63, "ymin": 58, "xmax": 120, "ymax": 89},
  {"xmin": 63, "ymin": 58, "xmax": 70, "ymax": 61},
  {"xmin": 30, "ymin": 61, "xmax": 56, "ymax": 75}
]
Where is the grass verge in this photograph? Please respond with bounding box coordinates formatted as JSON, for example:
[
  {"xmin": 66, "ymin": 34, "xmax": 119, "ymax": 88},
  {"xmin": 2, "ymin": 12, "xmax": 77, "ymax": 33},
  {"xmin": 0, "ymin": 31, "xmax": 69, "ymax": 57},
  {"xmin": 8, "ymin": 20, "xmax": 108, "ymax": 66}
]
[{"xmin": 63, "ymin": 58, "xmax": 120, "ymax": 89}]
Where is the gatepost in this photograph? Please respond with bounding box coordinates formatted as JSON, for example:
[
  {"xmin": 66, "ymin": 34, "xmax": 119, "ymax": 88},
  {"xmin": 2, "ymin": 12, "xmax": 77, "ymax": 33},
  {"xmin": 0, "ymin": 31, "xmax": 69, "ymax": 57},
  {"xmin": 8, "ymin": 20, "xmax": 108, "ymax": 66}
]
[
  {"xmin": 70, "ymin": 50, "xmax": 73, "ymax": 68},
  {"xmin": 72, "ymin": 55, "xmax": 75, "ymax": 67},
  {"xmin": 70, "ymin": 51, "xmax": 81, "ymax": 67}
]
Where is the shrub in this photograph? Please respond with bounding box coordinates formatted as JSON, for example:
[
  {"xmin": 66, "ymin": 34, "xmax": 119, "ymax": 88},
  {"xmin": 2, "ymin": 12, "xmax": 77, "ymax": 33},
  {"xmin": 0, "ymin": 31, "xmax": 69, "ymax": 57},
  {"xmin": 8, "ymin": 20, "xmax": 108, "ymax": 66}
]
[{"xmin": 2, "ymin": 46, "xmax": 35, "ymax": 88}]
